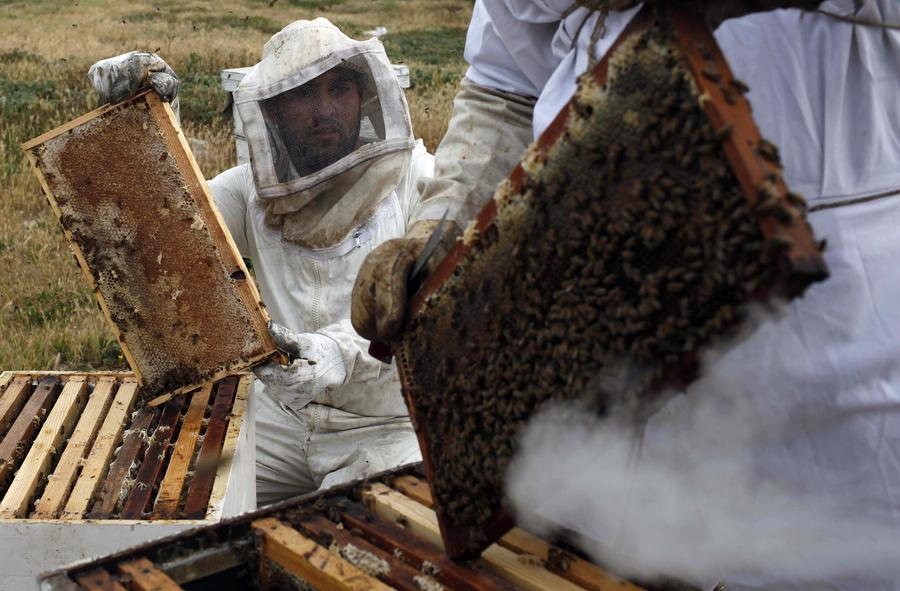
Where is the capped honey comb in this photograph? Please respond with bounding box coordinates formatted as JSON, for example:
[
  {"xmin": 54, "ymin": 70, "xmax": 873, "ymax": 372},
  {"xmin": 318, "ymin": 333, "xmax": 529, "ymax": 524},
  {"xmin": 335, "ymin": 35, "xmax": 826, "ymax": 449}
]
[
  {"xmin": 22, "ymin": 92, "xmax": 278, "ymax": 398},
  {"xmin": 393, "ymin": 6, "xmax": 828, "ymax": 558}
]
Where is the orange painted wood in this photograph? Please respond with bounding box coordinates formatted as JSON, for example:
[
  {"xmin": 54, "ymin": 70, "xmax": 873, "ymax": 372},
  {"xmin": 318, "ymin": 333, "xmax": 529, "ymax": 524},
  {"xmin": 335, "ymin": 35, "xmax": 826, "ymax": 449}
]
[
  {"xmin": 76, "ymin": 569, "xmax": 128, "ymax": 591},
  {"xmin": 117, "ymin": 557, "xmax": 184, "ymax": 590}
]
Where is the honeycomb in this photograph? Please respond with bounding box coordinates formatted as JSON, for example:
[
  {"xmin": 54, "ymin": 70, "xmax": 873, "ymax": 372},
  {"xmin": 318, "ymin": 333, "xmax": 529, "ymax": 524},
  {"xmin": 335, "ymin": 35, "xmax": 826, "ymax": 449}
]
[
  {"xmin": 27, "ymin": 95, "xmax": 274, "ymax": 397},
  {"xmin": 394, "ymin": 10, "xmax": 827, "ymax": 556}
]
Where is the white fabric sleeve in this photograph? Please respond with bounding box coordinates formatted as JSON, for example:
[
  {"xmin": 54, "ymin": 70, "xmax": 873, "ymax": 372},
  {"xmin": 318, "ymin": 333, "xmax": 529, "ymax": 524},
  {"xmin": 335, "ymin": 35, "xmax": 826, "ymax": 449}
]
[
  {"xmin": 207, "ymin": 164, "xmax": 251, "ymax": 257},
  {"xmin": 398, "ymin": 139, "xmax": 435, "ymax": 228},
  {"xmin": 317, "ymin": 318, "xmax": 391, "ymax": 385},
  {"xmin": 464, "ymin": 0, "xmax": 560, "ymax": 98},
  {"xmin": 410, "ymin": 78, "xmax": 535, "ymax": 229}
]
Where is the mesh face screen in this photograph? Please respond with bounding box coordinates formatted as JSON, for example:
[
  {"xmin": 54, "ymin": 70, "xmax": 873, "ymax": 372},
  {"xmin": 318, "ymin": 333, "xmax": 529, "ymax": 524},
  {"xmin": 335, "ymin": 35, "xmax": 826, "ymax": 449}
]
[{"xmin": 395, "ymin": 11, "xmax": 826, "ymax": 556}]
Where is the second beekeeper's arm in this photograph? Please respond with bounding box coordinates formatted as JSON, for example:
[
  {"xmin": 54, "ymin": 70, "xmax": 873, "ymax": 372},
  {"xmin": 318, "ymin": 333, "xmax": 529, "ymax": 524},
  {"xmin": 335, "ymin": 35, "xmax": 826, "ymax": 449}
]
[{"xmin": 351, "ymin": 1, "xmax": 558, "ymax": 342}]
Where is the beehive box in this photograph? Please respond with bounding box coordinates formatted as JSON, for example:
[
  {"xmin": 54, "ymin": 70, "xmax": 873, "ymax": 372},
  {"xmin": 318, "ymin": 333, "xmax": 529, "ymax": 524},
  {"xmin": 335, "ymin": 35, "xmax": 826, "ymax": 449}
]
[
  {"xmin": 0, "ymin": 371, "xmax": 255, "ymax": 591},
  {"xmin": 38, "ymin": 464, "xmax": 697, "ymax": 591},
  {"xmin": 21, "ymin": 91, "xmax": 279, "ymax": 399},
  {"xmin": 391, "ymin": 5, "xmax": 829, "ymax": 558}
]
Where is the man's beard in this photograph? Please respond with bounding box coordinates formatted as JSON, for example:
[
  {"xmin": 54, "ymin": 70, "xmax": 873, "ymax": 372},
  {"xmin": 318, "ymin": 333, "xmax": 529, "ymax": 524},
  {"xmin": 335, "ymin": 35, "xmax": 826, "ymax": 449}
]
[{"xmin": 288, "ymin": 120, "xmax": 361, "ymax": 176}]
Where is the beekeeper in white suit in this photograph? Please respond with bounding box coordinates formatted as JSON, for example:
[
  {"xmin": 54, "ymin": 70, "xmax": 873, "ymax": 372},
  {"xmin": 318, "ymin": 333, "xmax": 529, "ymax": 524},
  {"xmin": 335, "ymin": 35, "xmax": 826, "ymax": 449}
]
[
  {"xmin": 90, "ymin": 18, "xmax": 432, "ymax": 504},
  {"xmin": 354, "ymin": 1, "xmax": 900, "ymax": 589}
]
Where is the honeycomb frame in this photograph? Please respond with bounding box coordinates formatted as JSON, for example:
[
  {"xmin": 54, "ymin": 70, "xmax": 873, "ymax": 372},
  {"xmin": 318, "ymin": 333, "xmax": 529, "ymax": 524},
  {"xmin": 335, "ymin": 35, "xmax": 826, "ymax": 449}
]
[{"xmin": 22, "ymin": 92, "xmax": 279, "ymax": 398}]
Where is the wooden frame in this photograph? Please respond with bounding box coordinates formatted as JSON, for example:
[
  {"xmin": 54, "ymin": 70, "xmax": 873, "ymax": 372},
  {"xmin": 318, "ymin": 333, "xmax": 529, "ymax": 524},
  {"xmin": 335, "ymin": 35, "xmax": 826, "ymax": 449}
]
[{"xmin": 22, "ymin": 91, "xmax": 281, "ymax": 397}]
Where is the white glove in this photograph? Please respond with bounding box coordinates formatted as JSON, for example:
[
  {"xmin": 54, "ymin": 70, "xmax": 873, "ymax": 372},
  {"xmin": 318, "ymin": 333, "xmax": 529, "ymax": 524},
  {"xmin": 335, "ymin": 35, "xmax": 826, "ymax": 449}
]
[
  {"xmin": 254, "ymin": 322, "xmax": 347, "ymax": 411},
  {"xmin": 87, "ymin": 51, "xmax": 180, "ymax": 113}
]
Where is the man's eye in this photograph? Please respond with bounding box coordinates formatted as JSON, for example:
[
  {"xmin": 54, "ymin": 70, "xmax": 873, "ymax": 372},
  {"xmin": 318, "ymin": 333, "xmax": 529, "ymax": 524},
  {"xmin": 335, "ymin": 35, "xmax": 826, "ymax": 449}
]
[{"xmin": 331, "ymin": 81, "xmax": 352, "ymax": 94}]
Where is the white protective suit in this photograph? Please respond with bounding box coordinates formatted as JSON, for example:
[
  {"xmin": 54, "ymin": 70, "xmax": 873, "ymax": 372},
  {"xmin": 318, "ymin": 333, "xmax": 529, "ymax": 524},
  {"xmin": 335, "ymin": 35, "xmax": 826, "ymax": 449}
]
[
  {"xmin": 417, "ymin": 1, "xmax": 900, "ymax": 589},
  {"xmin": 208, "ymin": 19, "xmax": 430, "ymax": 503}
]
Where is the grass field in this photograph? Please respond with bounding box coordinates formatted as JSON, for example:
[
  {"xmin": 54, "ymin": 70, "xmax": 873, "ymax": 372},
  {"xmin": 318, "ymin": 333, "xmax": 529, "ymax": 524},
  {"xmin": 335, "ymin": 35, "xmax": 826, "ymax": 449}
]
[{"xmin": 0, "ymin": 0, "xmax": 471, "ymax": 371}]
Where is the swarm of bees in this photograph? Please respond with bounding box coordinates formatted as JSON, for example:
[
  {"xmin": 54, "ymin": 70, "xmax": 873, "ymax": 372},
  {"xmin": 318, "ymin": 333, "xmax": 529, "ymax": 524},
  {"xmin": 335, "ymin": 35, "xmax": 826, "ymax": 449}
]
[{"xmin": 394, "ymin": 14, "xmax": 823, "ymax": 553}]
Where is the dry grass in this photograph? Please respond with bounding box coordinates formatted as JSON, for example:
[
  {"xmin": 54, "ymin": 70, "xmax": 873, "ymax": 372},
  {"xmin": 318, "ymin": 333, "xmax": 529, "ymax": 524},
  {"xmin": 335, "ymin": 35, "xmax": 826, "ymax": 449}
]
[{"xmin": 0, "ymin": 0, "xmax": 470, "ymax": 371}]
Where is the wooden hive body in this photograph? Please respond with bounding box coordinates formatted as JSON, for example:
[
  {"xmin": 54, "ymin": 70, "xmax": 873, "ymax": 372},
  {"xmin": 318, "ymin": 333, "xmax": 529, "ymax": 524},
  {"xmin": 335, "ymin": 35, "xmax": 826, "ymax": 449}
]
[
  {"xmin": 37, "ymin": 464, "xmax": 701, "ymax": 591},
  {"xmin": 0, "ymin": 371, "xmax": 255, "ymax": 591},
  {"xmin": 21, "ymin": 92, "xmax": 279, "ymax": 398}
]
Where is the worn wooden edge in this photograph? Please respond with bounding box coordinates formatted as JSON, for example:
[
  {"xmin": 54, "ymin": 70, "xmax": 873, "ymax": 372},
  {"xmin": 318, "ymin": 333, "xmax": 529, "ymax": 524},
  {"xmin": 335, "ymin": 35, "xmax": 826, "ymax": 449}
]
[
  {"xmin": 121, "ymin": 396, "xmax": 185, "ymax": 519},
  {"xmin": 118, "ymin": 557, "xmax": 185, "ymax": 591},
  {"xmin": 205, "ymin": 374, "xmax": 251, "ymax": 519},
  {"xmin": 0, "ymin": 378, "xmax": 89, "ymax": 517},
  {"xmin": 62, "ymin": 380, "xmax": 140, "ymax": 519},
  {"xmin": 152, "ymin": 384, "xmax": 212, "ymax": 520},
  {"xmin": 0, "ymin": 376, "xmax": 61, "ymax": 485},
  {"xmin": 0, "ymin": 376, "xmax": 32, "ymax": 439},
  {"xmin": 252, "ymin": 517, "xmax": 395, "ymax": 591},
  {"xmin": 33, "ymin": 377, "xmax": 116, "ymax": 519},
  {"xmin": 21, "ymin": 96, "xmax": 139, "ymax": 151},
  {"xmin": 666, "ymin": 8, "xmax": 828, "ymax": 293},
  {"xmin": 2, "ymin": 371, "xmax": 134, "ymax": 378},
  {"xmin": 22, "ymin": 149, "xmax": 145, "ymax": 385},
  {"xmin": 0, "ymin": 517, "xmax": 212, "ymax": 525},
  {"xmin": 182, "ymin": 377, "xmax": 237, "ymax": 518},
  {"xmin": 146, "ymin": 94, "xmax": 278, "ymax": 363},
  {"xmin": 76, "ymin": 568, "xmax": 129, "ymax": 591}
]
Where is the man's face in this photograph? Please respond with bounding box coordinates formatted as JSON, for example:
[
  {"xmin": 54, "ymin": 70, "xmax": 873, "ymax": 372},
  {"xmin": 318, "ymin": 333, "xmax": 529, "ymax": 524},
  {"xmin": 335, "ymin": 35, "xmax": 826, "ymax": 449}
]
[{"xmin": 268, "ymin": 67, "xmax": 363, "ymax": 176}]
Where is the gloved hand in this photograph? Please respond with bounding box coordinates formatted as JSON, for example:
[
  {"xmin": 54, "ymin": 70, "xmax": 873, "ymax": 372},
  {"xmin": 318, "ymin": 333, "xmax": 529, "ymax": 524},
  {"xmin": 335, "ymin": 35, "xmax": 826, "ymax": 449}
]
[
  {"xmin": 87, "ymin": 51, "xmax": 180, "ymax": 107},
  {"xmin": 352, "ymin": 218, "xmax": 461, "ymax": 342},
  {"xmin": 253, "ymin": 322, "xmax": 347, "ymax": 409}
]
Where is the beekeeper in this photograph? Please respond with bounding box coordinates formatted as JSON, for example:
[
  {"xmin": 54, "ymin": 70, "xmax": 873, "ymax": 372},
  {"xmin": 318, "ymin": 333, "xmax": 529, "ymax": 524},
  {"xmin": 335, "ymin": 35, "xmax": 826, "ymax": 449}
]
[
  {"xmin": 90, "ymin": 18, "xmax": 433, "ymax": 504},
  {"xmin": 353, "ymin": 1, "xmax": 900, "ymax": 589}
]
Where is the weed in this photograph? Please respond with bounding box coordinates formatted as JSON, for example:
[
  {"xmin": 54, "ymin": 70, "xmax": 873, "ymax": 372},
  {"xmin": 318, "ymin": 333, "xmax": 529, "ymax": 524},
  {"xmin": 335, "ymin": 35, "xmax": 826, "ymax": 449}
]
[{"xmin": 382, "ymin": 27, "xmax": 466, "ymax": 66}]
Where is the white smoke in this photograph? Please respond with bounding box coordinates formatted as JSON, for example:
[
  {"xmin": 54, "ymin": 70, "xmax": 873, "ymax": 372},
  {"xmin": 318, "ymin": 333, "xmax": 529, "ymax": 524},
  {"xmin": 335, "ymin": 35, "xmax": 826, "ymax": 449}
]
[{"xmin": 505, "ymin": 317, "xmax": 900, "ymax": 590}]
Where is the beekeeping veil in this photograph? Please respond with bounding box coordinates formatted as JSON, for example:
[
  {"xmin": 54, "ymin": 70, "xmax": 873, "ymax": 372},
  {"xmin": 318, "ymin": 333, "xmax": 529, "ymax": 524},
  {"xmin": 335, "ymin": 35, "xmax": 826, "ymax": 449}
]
[{"xmin": 233, "ymin": 18, "xmax": 415, "ymax": 248}]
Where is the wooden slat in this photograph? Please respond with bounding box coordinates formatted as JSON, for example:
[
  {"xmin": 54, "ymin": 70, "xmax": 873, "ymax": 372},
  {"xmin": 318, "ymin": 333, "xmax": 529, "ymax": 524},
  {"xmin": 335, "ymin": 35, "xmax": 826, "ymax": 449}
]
[
  {"xmin": 252, "ymin": 517, "xmax": 394, "ymax": 591},
  {"xmin": 182, "ymin": 377, "xmax": 237, "ymax": 519},
  {"xmin": 0, "ymin": 376, "xmax": 60, "ymax": 487},
  {"xmin": 393, "ymin": 476, "xmax": 642, "ymax": 591},
  {"xmin": 0, "ymin": 378, "xmax": 89, "ymax": 517},
  {"xmin": 205, "ymin": 374, "xmax": 251, "ymax": 519},
  {"xmin": 76, "ymin": 569, "xmax": 128, "ymax": 591},
  {"xmin": 63, "ymin": 379, "xmax": 139, "ymax": 518},
  {"xmin": 363, "ymin": 483, "xmax": 584, "ymax": 591},
  {"xmin": 118, "ymin": 557, "xmax": 184, "ymax": 591},
  {"xmin": 0, "ymin": 377, "xmax": 32, "ymax": 439},
  {"xmin": 88, "ymin": 405, "xmax": 156, "ymax": 518},
  {"xmin": 152, "ymin": 384, "xmax": 212, "ymax": 519},
  {"xmin": 297, "ymin": 513, "xmax": 425, "ymax": 591},
  {"xmin": 336, "ymin": 498, "xmax": 516, "ymax": 591},
  {"xmin": 33, "ymin": 377, "xmax": 118, "ymax": 518},
  {"xmin": 120, "ymin": 397, "xmax": 185, "ymax": 519}
]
